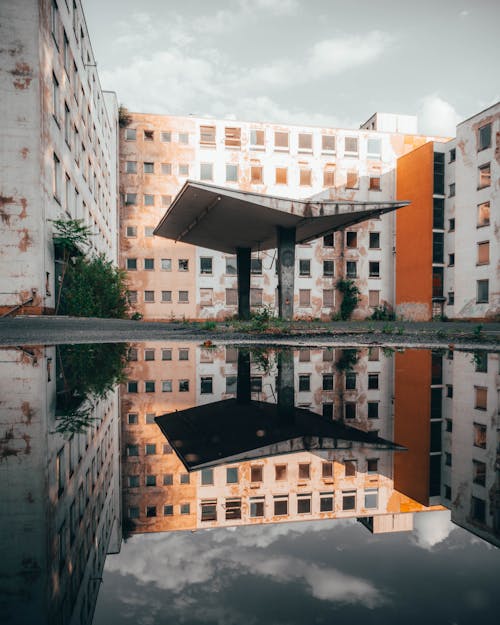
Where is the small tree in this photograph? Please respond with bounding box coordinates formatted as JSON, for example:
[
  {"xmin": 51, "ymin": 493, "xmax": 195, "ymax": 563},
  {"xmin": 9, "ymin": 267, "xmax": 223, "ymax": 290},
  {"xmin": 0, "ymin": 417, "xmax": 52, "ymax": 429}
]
[
  {"xmin": 336, "ymin": 278, "xmax": 360, "ymax": 320},
  {"xmin": 118, "ymin": 105, "xmax": 132, "ymax": 128}
]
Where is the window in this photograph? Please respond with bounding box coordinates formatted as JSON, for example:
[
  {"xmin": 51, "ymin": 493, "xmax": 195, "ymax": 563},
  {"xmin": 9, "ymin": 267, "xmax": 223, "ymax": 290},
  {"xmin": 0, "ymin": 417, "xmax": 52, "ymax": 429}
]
[
  {"xmin": 125, "ymin": 128, "xmax": 136, "ymax": 141},
  {"xmin": 161, "ymin": 163, "xmax": 172, "ymax": 175},
  {"xmin": 368, "ymin": 373, "xmax": 379, "ymax": 390},
  {"xmin": 126, "ymin": 258, "xmax": 137, "ymax": 270},
  {"xmin": 251, "ymin": 166, "xmax": 263, "ymax": 183},
  {"xmin": 297, "ymin": 494, "xmax": 311, "ymax": 514},
  {"xmin": 127, "ymin": 444, "xmax": 139, "ymax": 456},
  {"xmin": 299, "ymin": 259, "xmax": 311, "ymax": 276},
  {"xmin": 299, "ymin": 374, "xmax": 311, "ymax": 392},
  {"xmin": 478, "ymin": 123, "xmax": 491, "ymax": 151},
  {"xmin": 433, "ymin": 266, "xmax": 444, "ymax": 298},
  {"xmin": 367, "ymin": 138, "xmax": 381, "ymax": 158},
  {"xmin": 323, "ymin": 289, "xmax": 334, "ymax": 307},
  {"xmin": 369, "ymin": 261, "xmax": 380, "ymax": 278},
  {"xmin": 179, "ymin": 379, "xmax": 189, "ymax": 392},
  {"xmin": 368, "ymin": 347, "xmax": 379, "ymax": 361},
  {"xmin": 200, "ymin": 257, "xmax": 213, "ymax": 274},
  {"xmin": 274, "ymin": 131, "xmax": 289, "ymax": 150},
  {"xmin": 161, "ymin": 195, "xmax": 172, "ymax": 208},
  {"xmin": 178, "ymin": 259, "xmax": 189, "ymax": 272},
  {"xmin": 178, "ymin": 132, "xmax": 189, "ymax": 144},
  {"xmin": 477, "ymin": 241, "xmax": 489, "ymax": 265},
  {"xmin": 449, "ymin": 182, "xmax": 455, "ymax": 197},
  {"xmin": 200, "ymin": 288, "xmax": 213, "ymax": 307},
  {"xmin": 478, "ymin": 163, "xmax": 491, "ymax": 188},
  {"xmin": 322, "ymin": 374, "xmax": 333, "ymax": 391},
  {"xmin": 226, "ymin": 256, "xmax": 237, "ymax": 274},
  {"xmin": 471, "ymin": 497, "xmax": 486, "ymax": 523},
  {"xmin": 164, "ymin": 505, "xmax": 173, "ymax": 516},
  {"xmin": 322, "ymin": 462, "xmax": 333, "ymax": 479},
  {"xmin": 226, "ymin": 467, "xmax": 238, "ymax": 484},
  {"xmin": 226, "ymin": 164, "xmax": 238, "ymax": 182},
  {"xmin": 126, "ymin": 226, "xmax": 137, "ymax": 237},
  {"xmin": 179, "ymin": 164, "xmax": 189, "ymax": 176},
  {"xmin": 144, "ymin": 258, "xmax": 154, "ymax": 270},
  {"xmin": 346, "ymin": 171, "xmax": 358, "ymax": 189},
  {"xmin": 275, "ymin": 167, "xmax": 287, "ymax": 184},
  {"xmin": 128, "ymin": 413, "xmax": 138, "ymax": 425},
  {"xmin": 159, "ymin": 379, "xmax": 172, "ymax": 393},
  {"xmin": 161, "ymin": 131, "xmax": 171, "ymax": 142},
  {"xmin": 144, "ymin": 194, "xmax": 154, "ymax": 206},
  {"xmin": 448, "ymin": 253, "xmax": 455, "ymax": 267},
  {"xmin": 251, "ymin": 376, "xmax": 262, "ymax": 392},
  {"xmin": 346, "ymin": 231, "xmax": 357, "ymax": 248},
  {"xmin": 180, "ymin": 473, "xmax": 190, "ymax": 485},
  {"xmin": 447, "ymin": 291, "xmax": 455, "ymax": 305},
  {"xmin": 434, "ymin": 152, "xmax": 445, "ymax": 194},
  {"xmin": 200, "ymin": 125, "xmax": 215, "ymax": 145},
  {"xmin": 299, "ymin": 289, "xmax": 311, "ymax": 307},
  {"xmin": 346, "ymin": 261, "xmax": 357, "ymax": 278},
  {"xmin": 369, "ymin": 232, "xmax": 380, "ymax": 249},
  {"xmin": 298, "ymin": 133, "xmax": 312, "ymax": 151},
  {"xmin": 201, "ymin": 501, "xmax": 217, "ymax": 522},
  {"xmin": 250, "ymin": 129, "xmax": 265, "ymax": 147},
  {"xmin": 125, "ymin": 193, "xmax": 137, "ymax": 205},
  {"xmin": 201, "ymin": 468, "xmax": 214, "ymax": 485},
  {"xmin": 226, "ymin": 375, "xmax": 237, "ymax": 393},
  {"xmin": 320, "ymin": 492, "xmax": 334, "ymax": 512},
  {"xmin": 224, "ymin": 127, "xmax": 241, "ymax": 148},
  {"xmin": 323, "ymin": 164, "xmax": 335, "ymax": 187},
  {"xmin": 200, "ymin": 162, "xmax": 213, "ymax": 180},
  {"xmin": 146, "ymin": 475, "xmax": 156, "ymax": 487},
  {"xmin": 51, "ymin": 160, "xmax": 64, "ymax": 210},
  {"xmin": 342, "ymin": 491, "xmax": 356, "ymax": 510},
  {"xmin": 274, "ymin": 496, "xmax": 288, "ymax": 516},
  {"xmin": 251, "ymin": 465, "xmax": 263, "ymax": 482},
  {"xmin": 474, "ymin": 351, "xmax": 488, "ymax": 373},
  {"xmin": 364, "ymin": 489, "xmax": 378, "ymax": 509},
  {"xmin": 226, "ymin": 288, "xmax": 238, "ymax": 306},
  {"xmin": 476, "ymin": 280, "xmax": 489, "ymax": 304},
  {"xmin": 322, "ymin": 403, "xmax": 333, "ymax": 418},
  {"xmin": 180, "ymin": 503, "xmax": 190, "ymax": 515},
  {"xmin": 345, "ymin": 372, "xmax": 356, "ymax": 390},
  {"xmin": 299, "ymin": 167, "xmax": 312, "ymax": 186},
  {"xmin": 128, "ymin": 475, "xmax": 139, "ymax": 487},
  {"xmin": 250, "ymin": 288, "xmax": 263, "ymax": 307},
  {"xmin": 250, "ymin": 497, "xmax": 265, "ymax": 517},
  {"xmin": 200, "ymin": 376, "xmax": 213, "ymax": 394},
  {"xmin": 144, "ymin": 380, "xmax": 155, "ymax": 393},
  {"xmin": 345, "ymin": 137, "xmax": 358, "ymax": 155},
  {"xmin": 144, "ymin": 290, "xmax": 154, "ymax": 303},
  {"xmin": 158, "ymin": 258, "xmax": 172, "ymax": 272},
  {"xmin": 367, "ymin": 458, "xmax": 378, "ymax": 473},
  {"xmin": 144, "ymin": 348, "xmax": 155, "ymax": 361},
  {"xmin": 161, "ymin": 291, "xmax": 172, "ymax": 303},
  {"xmin": 322, "ymin": 135, "xmax": 335, "ymax": 152},
  {"xmin": 323, "ymin": 233, "xmax": 334, "ymax": 247},
  {"xmin": 143, "ymin": 130, "xmax": 154, "ymax": 141},
  {"xmin": 127, "ymin": 381, "xmax": 138, "ymax": 393},
  {"xmin": 345, "ymin": 402, "xmax": 356, "ymax": 419},
  {"xmin": 432, "ymin": 197, "xmax": 444, "ymax": 229},
  {"xmin": 449, "ymin": 148, "xmax": 456, "ymax": 162},
  {"xmin": 369, "ymin": 290, "xmax": 380, "ymax": 307},
  {"xmin": 298, "ymin": 464, "xmax": 311, "ymax": 481},
  {"xmin": 163, "ymin": 444, "xmax": 173, "ymax": 454},
  {"xmin": 344, "ymin": 460, "xmax": 356, "ymax": 477},
  {"xmin": 162, "ymin": 348, "xmax": 172, "ymax": 360},
  {"xmin": 369, "ymin": 176, "xmax": 381, "ymax": 191},
  {"xmin": 275, "ymin": 464, "xmax": 287, "ymax": 480},
  {"xmin": 143, "ymin": 162, "xmax": 154, "ymax": 174},
  {"xmin": 52, "ymin": 73, "xmax": 60, "ymax": 121},
  {"xmin": 473, "ymin": 460, "xmax": 486, "ymax": 486},
  {"xmin": 477, "ymin": 201, "xmax": 490, "ymax": 227},
  {"xmin": 474, "ymin": 383, "xmax": 487, "ymax": 410},
  {"xmin": 474, "ymin": 423, "xmax": 487, "ymax": 449},
  {"xmin": 179, "ymin": 348, "xmax": 189, "ymax": 361},
  {"xmin": 128, "ymin": 507, "xmax": 139, "ymax": 519}
]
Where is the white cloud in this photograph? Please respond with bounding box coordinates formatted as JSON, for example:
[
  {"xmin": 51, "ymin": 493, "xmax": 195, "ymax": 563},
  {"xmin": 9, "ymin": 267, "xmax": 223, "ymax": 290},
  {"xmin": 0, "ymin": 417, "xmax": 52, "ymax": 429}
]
[
  {"xmin": 412, "ymin": 509, "xmax": 453, "ymax": 550},
  {"xmin": 417, "ymin": 94, "xmax": 462, "ymax": 136},
  {"xmin": 459, "ymin": 10, "xmax": 470, "ymax": 17}
]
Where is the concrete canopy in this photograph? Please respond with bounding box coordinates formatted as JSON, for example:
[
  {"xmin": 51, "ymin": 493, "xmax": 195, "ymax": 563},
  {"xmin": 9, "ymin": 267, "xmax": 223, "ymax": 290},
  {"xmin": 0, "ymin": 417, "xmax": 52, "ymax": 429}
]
[{"xmin": 154, "ymin": 180, "xmax": 410, "ymax": 254}]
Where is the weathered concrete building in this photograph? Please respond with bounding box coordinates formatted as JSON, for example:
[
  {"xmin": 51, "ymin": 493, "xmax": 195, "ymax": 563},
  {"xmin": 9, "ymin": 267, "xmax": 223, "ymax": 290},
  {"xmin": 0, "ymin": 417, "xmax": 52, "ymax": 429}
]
[
  {"xmin": 119, "ymin": 113, "xmax": 442, "ymax": 320},
  {"xmin": 396, "ymin": 102, "xmax": 500, "ymax": 320},
  {"xmin": 0, "ymin": 345, "xmax": 121, "ymax": 625},
  {"xmin": 0, "ymin": 0, "xmax": 119, "ymax": 315}
]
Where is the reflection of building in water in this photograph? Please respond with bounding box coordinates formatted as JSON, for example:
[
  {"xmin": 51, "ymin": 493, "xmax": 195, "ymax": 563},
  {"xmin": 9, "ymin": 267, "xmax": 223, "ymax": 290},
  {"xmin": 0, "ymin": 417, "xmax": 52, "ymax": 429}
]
[
  {"xmin": 121, "ymin": 344, "xmax": 443, "ymax": 536},
  {"xmin": 0, "ymin": 347, "xmax": 121, "ymax": 625},
  {"xmin": 394, "ymin": 348, "xmax": 500, "ymax": 547}
]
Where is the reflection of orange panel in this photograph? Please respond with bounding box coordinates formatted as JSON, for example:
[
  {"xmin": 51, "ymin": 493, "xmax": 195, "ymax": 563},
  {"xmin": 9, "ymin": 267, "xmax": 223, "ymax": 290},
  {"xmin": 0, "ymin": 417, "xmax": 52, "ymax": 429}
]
[
  {"xmin": 396, "ymin": 142, "xmax": 434, "ymax": 320},
  {"xmin": 394, "ymin": 350, "xmax": 431, "ymax": 506}
]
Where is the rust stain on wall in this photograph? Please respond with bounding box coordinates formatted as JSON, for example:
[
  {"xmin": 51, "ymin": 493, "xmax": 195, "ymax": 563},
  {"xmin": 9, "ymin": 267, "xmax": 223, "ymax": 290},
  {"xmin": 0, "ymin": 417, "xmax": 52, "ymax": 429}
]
[
  {"xmin": 10, "ymin": 61, "xmax": 33, "ymax": 90},
  {"xmin": 18, "ymin": 229, "xmax": 33, "ymax": 251}
]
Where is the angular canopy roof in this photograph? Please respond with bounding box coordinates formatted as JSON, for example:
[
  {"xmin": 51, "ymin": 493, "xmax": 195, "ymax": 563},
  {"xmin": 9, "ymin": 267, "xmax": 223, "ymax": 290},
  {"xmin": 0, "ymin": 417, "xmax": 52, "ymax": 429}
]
[
  {"xmin": 155, "ymin": 398, "xmax": 406, "ymax": 471},
  {"xmin": 154, "ymin": 181, "xmax": 410, "ymax": 254}
]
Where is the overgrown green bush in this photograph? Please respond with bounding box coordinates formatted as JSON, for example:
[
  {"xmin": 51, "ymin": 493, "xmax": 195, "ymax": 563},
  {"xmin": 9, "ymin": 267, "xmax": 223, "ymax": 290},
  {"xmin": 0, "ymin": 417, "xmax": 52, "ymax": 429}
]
[
  {"xmin": 59, "ymin": 254, "xmax": 129, "ymax": 318},
  {"xmin": 335, "ymin": 279, "xmax": 360, "ymax": 320},
  {"xmin": 369, "ymin": 304, "xmax": 395, "ymax": 321}
]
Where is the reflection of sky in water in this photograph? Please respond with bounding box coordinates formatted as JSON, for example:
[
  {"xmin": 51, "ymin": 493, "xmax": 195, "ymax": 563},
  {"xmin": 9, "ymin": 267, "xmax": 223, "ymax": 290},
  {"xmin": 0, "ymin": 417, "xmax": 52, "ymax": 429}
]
[{"xmin": 94, "ymin": 512, "xmax": 499, "ymax": 625}]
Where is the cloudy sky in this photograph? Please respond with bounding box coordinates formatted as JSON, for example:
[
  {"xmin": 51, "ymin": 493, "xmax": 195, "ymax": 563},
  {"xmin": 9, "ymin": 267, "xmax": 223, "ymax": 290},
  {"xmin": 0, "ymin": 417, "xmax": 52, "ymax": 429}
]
[{"xmin": 84, "ymin": 0, "xmax": 500, "ymax": 136}]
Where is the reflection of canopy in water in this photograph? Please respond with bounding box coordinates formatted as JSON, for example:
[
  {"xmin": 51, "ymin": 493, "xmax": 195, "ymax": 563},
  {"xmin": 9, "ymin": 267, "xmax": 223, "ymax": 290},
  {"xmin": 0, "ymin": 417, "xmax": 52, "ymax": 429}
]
[{"xmin": 155, "ymin": 399, "xmax": 407, "ymax": 471}]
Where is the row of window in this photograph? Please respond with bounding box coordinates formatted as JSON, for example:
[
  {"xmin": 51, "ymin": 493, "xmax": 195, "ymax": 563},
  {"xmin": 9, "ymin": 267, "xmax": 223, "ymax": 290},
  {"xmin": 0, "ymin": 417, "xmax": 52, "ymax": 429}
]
[
  {"xmin": 127, "ymin": 287, "xmax": 382, "ymax": 308},
  {"xmin": 127, "ymin": 488, "xmax": 380, "ymax": 521},
  {"xmin": 124, "ymin": 126, "xmax": 383, "ymax": 159}
]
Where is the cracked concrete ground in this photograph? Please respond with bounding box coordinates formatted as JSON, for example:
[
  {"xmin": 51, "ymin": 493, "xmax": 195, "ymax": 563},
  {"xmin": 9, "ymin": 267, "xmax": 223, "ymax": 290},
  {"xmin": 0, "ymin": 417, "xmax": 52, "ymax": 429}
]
[{"xmin": 0, "ymin": 316, "xmax": 499, "ymax": 349}]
